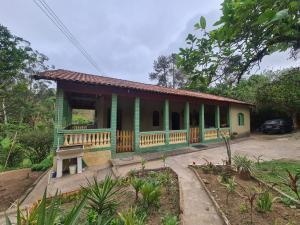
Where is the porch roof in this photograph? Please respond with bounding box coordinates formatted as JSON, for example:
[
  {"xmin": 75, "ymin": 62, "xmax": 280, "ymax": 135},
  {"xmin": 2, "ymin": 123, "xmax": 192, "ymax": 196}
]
[{"xmin": 35, "ymin": 69, "xmax": 251, "ymax": 105}]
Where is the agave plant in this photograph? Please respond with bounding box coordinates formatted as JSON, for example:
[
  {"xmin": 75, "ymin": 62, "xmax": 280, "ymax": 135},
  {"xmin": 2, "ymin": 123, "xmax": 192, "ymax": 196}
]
[
  {"xmin": 6, "ymin": 189, "xmax": 86, "ymax": 225},
  {"xmin": 233, "ymin": 154, "xmax": 253, "ymax": 179},
  {"xmin": 83, "ymin": 176, "xmax": 123, "ymax": 219}
]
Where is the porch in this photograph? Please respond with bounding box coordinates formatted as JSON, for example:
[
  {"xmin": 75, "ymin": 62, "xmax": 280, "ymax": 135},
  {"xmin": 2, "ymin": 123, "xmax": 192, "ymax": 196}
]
[{"xmin": 54, "ymin": 89, "xmax": 231, "ymax": 157}]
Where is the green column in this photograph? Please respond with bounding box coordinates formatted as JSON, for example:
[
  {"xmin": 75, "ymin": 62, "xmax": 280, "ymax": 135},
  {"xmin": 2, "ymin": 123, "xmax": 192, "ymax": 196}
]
[
  {"xmin": 228, "ymin": 105, "xmax": 232, "ymax": 133},
  {"xmin": 163, "ymin": 99, "xmax": 170, "ymax": 145},
  {"xmin": 111, "ymin": 94, "xmax": 118, "ymax": 156},
  {"xmin": 200, "ymin": 104, "xmax": 205, "ymax": 142},
  {"xmin": 184, "ymin": 102, "xmax": 190, "ymax": 143},
  {"xmin": 53, "ymin": 88, "xmax": 64, "ymax": 150},
  {"xmin": 215, "ymin": 105, "xmax": 220, "ymax": 138},
  {"xmin": 134, "ymin": 97, "xmax": 140, "ymax": 151}
]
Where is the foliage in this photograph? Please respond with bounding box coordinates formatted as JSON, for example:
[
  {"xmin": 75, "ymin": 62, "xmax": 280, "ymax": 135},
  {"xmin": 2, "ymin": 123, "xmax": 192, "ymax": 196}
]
[
  {"xmin": 130, "ymin": 177, "xmax": 144, "ymax": 201},
  {"xmin": 256, "ymin": 190, "xmax": 273, "ymax": 213},
  {"xmin": 162, "ymin": 215, "xmax": 179, "ymax": 225},
  {"xmin": 19, "ymin": 129, "xmax": 53, "ymax": 164},
  {"xmin": 118, "ymin": 207, "xmax": 146, "ymax": 225},
  {"xmin": 177, "ymin": 0, "xmax": 299, "ymax": 89},
  {"xmin": 241, "ymin": 186, "xmax": 257, "ymax": 224},
  {"xmin": 161, "ymin": 154, "xmax": 167, "ymax": 167},
  {"xmin": 224, "ymin": 178, "xmax": 236, "ymax": 204},
  {"xmin": 5, "ymin": 190, "xmax": 86, "ymax": 225},
  {"xmin": 140, "ymin": 181, "xmax": 161, "ymax": 208},
  {"xmin": 254, "ymin": 160, "xmax": 300, "ymax": 199},
  {"xmin": 31, "ymin": 153, "xmax": 53, "ymax": 171},
  {"xmin": 22, "ymin": 158, "xmax": 32, "ymax": 168},
  {"xmin": 279, "ymin": 170, "xmax": 300, "ymax": 200},
  {"xmin": 83, "ymin": 176, "xmax": 123, "ymax": 219},
  {"xmin": 233, "ymin": 154, "xmax": 253, "ymax": 179},
  {"xmin": 141, "ymin": 158, "xmax": 146, "ymax": 174},
  {"xmin": 149, "ymin": 54, "xmax": 185, "ymax": 88},
  {"xmin": 239, "ymin": 202, "xmax": 248, "ymax": 214},
  {"xmin": 218, "ymin": 129, "xmax": 231, "ymax": 165},
  {"xmin": 0, "ymin": 24, "xmax": 55, "ymax": 170}
]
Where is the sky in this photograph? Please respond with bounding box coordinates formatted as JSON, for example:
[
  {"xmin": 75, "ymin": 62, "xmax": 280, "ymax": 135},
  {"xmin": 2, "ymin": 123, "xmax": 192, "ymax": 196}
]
[{"xmin": 1, "ymin": 0, "xmax": 299, "ymax": 83}]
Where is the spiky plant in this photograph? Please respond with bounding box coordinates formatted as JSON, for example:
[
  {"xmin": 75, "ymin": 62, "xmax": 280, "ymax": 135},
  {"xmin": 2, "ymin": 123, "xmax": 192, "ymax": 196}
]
[
  {"xmin": 140, "ymin": 181, "xmax": 161, "ymax": 208},
  {"xmin": 118, "ymin": 207, "xmax": 146, "ymax": 225},
  {"xmin": 130, "ymin": 177, "xmax": 144, "ymax": 201}
]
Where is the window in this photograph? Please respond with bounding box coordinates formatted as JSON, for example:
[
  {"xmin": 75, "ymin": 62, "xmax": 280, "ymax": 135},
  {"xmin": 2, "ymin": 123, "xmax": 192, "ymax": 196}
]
[
  {"xmin": 238, "ymin": 113, "xmax": 244, "ymax": 126},
  {"xmin": 152, "ymin": 111, "xmax": 160, "ymax": 126}
]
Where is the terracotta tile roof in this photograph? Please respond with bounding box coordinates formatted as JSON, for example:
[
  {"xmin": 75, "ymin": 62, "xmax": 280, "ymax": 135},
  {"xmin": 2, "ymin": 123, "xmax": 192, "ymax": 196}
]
[{"xmin": 35, "ymin": 69, "xmax": 250, "ymax": 105}]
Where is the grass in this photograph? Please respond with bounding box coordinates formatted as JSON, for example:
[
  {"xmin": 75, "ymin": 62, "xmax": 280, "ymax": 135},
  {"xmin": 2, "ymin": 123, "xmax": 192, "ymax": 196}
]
[{"xmin": 254, "ymin": 159, "xmax": 300, "ymax": 199}]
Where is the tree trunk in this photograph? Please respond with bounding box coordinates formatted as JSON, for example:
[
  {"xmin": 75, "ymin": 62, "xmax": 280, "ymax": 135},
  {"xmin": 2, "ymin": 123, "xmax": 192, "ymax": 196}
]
[
  {"xmin": 291, "ymin": 112, "xmax": 298, "ymax": 129},
  {"xmin": 2, "ymin": 98, "xmax": 7, "ymax": 124}
]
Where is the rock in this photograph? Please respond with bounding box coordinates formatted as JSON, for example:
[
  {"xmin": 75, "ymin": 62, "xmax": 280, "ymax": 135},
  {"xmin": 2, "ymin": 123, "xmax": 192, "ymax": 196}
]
[{"xmin": 202, "ymin": 178, "xmax": 210, "ymax": 184}]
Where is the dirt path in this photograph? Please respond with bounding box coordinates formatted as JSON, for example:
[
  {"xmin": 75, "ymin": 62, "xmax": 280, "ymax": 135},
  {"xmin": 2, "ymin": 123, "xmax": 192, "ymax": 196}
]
[{"xmin": 0, "ymin": 168, "xmax": 42, "ymax": 211}]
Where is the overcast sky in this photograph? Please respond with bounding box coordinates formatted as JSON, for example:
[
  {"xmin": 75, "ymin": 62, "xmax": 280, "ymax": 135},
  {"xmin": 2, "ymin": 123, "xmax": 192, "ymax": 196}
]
[{"xmin": 1, "ymin": 0, "xmax": 299, "ymax": 83}]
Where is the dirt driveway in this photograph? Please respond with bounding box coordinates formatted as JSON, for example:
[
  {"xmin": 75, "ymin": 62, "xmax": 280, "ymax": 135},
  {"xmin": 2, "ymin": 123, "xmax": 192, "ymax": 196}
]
[{"xmin": 0, "ymin": 169, "xmax": 42, "ymax": 211}]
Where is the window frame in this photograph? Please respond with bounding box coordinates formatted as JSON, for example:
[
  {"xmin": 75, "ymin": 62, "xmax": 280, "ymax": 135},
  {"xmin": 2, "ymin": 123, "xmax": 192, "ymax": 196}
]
[{"xmin": 238, "ymin": 113, "xmax": 244, "ymax": 126}]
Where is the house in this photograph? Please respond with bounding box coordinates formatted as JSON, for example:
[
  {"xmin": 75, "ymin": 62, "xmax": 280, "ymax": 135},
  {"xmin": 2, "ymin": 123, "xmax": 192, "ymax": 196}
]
[{"xmin": 35, "ymin": 69, "xmax": 251, "ymax": 177}]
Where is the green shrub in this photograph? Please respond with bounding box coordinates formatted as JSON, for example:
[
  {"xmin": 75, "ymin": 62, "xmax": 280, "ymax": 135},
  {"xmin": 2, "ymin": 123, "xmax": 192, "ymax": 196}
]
[
  {"xmin": 22, "ymin": 158, "xmax": 32, "ymax": 168},
  {"xmin": 233, "ymin": 154, "xmax": 253, "ymax": 179},
  {"xmin": 130, "ymin": 177, "xmax": 144, "ymax": 201},
  {"xmin": 118, "ymin": 207, "xmax": 146, "ymax": 225},
  {"xmin": 256, "ymin": 190, "xmax": 273, "ymax": 213},
  {"xmin": 162, "ymin": 215, "xmax": 179, "ymax": 225},
  {"xmin": 140, "ymin": 181, "xmax": 161, "ymax": 208},
  {"xmin": 19, "ymin": 129, "xmax": 53, "ymax": 164},
  {"xmin": 31, "ymin": 154, "xmax": 53, "ymax": 171}
]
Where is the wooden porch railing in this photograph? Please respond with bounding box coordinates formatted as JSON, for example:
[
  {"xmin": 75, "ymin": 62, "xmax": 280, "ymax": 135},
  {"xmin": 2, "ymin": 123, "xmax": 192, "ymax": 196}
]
[
  {"xmin": 169, "ymin": 130, "xmax": 187, "ymax": 144},
  {"xmin": 65, "ymin": 124, "xmax": 96, "ymax": 130},
  {"xmin": 204, "ymin": 128, "xmax": 218, "ymax": 140},
  {"xmin": 190, "ymin": 127, "xmax": 200, "ymax": 143},
  {"xmin": 61, "ymin": 129, "xmax": 111, "ymax": 148},
  {"xmin": 139, "ymin": 131, "xmax": 165, "ymax": 148},
  {"xmin": 117, "ymin": 130, "xmax": 134, "ymax": 153}
]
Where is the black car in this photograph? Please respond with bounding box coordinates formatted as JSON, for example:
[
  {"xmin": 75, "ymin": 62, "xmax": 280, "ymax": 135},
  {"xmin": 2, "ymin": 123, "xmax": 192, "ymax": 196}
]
[{"xmin": 261, "ymin": 119, "xmax": 293, "ymax": 134}]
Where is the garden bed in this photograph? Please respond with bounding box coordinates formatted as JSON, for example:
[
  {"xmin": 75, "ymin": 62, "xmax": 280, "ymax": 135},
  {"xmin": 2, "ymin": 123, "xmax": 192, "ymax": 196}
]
[
  {"xmin": 59, "ymin": 167, "xmax": 180, "ymax": 225},
  {"xmin": 191, "ymin": 165, "xmax": 300, "ymax": 225},
  {"xmin": 0, "ymin": 168, "xmax": 43, "ymax": 211}
]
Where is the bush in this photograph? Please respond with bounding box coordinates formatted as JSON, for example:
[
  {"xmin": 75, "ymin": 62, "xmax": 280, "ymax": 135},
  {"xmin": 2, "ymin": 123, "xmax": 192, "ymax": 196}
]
[
  {"xmin": 118, "ymin": 207, "xmax": 146, "ymax": 225},
  {"xmin": 22, "ymin": 158, "xmax": 32, "ymax": 168},
  {"xmin": 140, "ymin": 181, "xmax": 161, "ymax": 208},
  {"xmin": 256, "ymin": 190, "xmax": 273, "ymax": 213},
  {"xmin": 31, "ymin": 154, "xmax": 53, "ymax": 171},
  {"xmin": 162, "ymin": 215, "xmax": 179, "ymax": 225},
  {"xmin": 19, "ymin": 129, "xmax": 53, "ymax": 164}
]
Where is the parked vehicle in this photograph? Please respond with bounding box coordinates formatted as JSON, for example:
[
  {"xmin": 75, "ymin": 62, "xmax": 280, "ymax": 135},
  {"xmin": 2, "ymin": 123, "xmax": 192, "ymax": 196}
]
[{"xmin": 261, "ymin": 119, "xmax": 293, "ymax": 134}]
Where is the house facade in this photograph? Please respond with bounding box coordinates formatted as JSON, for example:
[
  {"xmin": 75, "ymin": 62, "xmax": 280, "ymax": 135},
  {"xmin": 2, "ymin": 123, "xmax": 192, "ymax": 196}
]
[{"xmin": 35, "ymin": 69, "xmax": 251, "ymax": 177}]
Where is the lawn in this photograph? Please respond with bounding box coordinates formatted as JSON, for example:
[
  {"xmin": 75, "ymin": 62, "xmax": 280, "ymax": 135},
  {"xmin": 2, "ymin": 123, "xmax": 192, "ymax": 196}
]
[{"xmin": 254, "ymin": 159, "xmax": 300, "ymax": 200}]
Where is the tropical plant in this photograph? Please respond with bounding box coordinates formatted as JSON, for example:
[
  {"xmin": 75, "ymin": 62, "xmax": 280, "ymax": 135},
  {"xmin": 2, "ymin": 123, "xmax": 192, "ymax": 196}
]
[
  {"xmin": 161, "ymin": 154, "xmax": 167, "ymax": 167},
  {"xmin": 5, "ymin": 190, "xmax": 86, "ymax": 225},
  {"xmin": 83, "ymin": 176, "xmax": 123, "ymax": 219},
  {"xmin": 278, "ymin": 169, "xmax": 300, "ymax": 200},
  {"xmin": 241, "ymin": 186, "xmax": 257, "ymax": 224},
  {"xmin": 218, "ymin": 129, "xmax": 231, "ymax": 165},
  {"xmin": 131, "ymin": 177, "xmax": 144, "ymax": 201},
  {"xmin": 162, "ymin": 214, "xmax": 179, "ymax": 225},
  {"xmin": 118, "ymin": 207, "xmax": 146, "ymax": 225},
  {"xmin": 140, "ymin": 181, "xmax": 161, "ymax": 208},
  {"xmin": 141, "ymin": 158, "xmax": 146, "ymax": 175},
  {"xmin": 233, "ymin": 154, "xmax": 253, "ymax": 179},
  {"xmin": 225, "ymin": 178, "xmax": 236, "ymax": 204},
  {"xmin": 256, "ymin": 190, "xmax": 274, "ymax": 213}
]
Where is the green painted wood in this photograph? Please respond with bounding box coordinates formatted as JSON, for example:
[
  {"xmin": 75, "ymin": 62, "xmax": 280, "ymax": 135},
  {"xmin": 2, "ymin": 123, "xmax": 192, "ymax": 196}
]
[
  {"xmin": 163, "ymin": 99, "xmax": 170, "ymax": 144},
  {"xmin": 134, "ymin": 97, "xmax": 140, "ymax": 152},
  {"xmin": 184, "ymin": 102, "xmax": 190, "ymax": 143},
  {"xmin": 110, "ymin": 94, "xmax": 118, "ymax": 157},
  {"xmin": 200, "ymin": 104, "xmax": 205, "ymax": 142},
  {"xmin": 140, "ymin": 131, "xmax": 166, "ymax": 135},
  {"xmin": 53, "ymin": 88, "xmax": 64, "ymax": 149},
  {"xmin": 215, "ymin": 105, "xmax": 220, "ymax": 138},
  {"xmin": 138, "ymin": 142, "xmax": 188, "ymax": 153},
  {"xmin": 169, "ymin": 129, "xmax": 188, "ymax": 133}
]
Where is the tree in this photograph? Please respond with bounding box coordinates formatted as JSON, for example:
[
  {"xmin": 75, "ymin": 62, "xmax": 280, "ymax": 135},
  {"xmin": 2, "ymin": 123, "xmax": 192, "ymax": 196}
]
[
  {"xmin": 257, "ymin": 67, "xmax": 300, "ymax": 127},
  {"xmin": 177, "ymin": 0, "xmax": 299, "ymax": 90},
  {"xmin": 149, "ymin": 54, "xmax": 185, "ymax": 88}
]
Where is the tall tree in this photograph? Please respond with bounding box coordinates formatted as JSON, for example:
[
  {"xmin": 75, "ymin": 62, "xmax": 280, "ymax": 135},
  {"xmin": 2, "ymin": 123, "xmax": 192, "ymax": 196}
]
[
  {"xmin": 149, "ymin": 54, "xmax": 185, "ymax": 88},
  {"xmin": 177, "ymin": 0, "xmax": 300, "ymax": 90}
]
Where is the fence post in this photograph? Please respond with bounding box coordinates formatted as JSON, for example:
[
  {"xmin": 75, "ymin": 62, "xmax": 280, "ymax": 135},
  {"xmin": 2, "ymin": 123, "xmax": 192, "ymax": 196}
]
[{"xmin": 164, "ymin": 99, "xmax": 170, "ymax": 145}]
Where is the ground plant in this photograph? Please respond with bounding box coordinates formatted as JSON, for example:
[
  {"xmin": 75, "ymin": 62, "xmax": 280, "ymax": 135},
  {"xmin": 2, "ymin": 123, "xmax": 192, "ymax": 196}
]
[
  {"xmin": 233, "ymin": 154, "xmax": 253, "ymax": 179},
  {"xmin": 256, "ymin": 190, "xmax": 274, "ymax": 213},
  {"xmin": 224, "ymin": 178, "xmax": 236, "ymax": 204},
  {"xmin": 130, "ymin": 177, "xmax": 144, "ymax": 201},
  {"xmin": 140, "ymin": 181, "xmax": 161, "ymax": 208},
  {"xmin": 161, "ymin": 215, "xmax": 179, "ymax": 225}
]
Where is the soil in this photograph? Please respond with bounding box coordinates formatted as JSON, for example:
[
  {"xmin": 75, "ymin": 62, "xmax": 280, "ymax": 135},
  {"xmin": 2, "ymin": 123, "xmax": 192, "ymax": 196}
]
[
  {"xmin": 195, "ymin": 166, "xmax": 300, "ymax": 225},
  {"xmin": 61, "ymin": 168, "xmax": 180, "ymax": 225},
  {"xmin": 0, "ymin": 168, "xmax": 43, "ymax": 211}
]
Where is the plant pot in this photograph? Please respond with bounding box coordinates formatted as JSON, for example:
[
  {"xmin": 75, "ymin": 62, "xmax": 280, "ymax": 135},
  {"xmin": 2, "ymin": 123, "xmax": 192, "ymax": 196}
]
[{"xmin": 69, "ymin": 165, "xmax": 77, "ymax": 175}]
